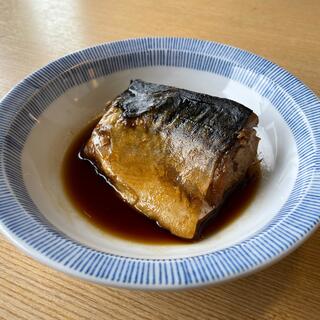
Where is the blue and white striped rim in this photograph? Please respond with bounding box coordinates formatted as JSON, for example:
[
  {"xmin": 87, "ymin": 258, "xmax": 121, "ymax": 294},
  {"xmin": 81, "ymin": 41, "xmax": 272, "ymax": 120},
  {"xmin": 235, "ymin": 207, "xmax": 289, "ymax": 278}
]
[{"xmin": 0, "ymin": 38, "xmax": 319, "ymax": 289}]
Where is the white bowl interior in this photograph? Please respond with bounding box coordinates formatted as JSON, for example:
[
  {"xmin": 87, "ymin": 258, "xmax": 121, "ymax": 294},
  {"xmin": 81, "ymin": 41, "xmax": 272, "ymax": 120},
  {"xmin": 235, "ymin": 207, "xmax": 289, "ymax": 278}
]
[{"xmin": 21, "ymin": 67, "xmax": 298, "ymax": 259}]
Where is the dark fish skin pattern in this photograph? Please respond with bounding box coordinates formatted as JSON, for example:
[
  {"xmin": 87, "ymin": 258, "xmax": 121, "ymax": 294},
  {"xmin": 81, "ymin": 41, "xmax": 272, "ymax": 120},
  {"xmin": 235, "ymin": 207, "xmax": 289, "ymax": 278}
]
[{"xmin": 115, "ymin": 80, "xmax": 253, "ymax": 153}]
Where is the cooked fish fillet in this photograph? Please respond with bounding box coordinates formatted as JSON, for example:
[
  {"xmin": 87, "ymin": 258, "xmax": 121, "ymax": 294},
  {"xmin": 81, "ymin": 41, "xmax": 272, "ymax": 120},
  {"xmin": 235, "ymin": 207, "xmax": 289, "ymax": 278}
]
[{"xmin": 83, "ymin": 80, "xmax": 259, "ymax": 239}]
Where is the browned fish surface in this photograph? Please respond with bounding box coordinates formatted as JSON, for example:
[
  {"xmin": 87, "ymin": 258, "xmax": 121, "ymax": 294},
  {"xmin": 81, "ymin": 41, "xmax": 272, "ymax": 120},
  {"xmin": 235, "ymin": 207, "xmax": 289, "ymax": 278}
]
[{"xmin": 83, "ymin": 80, "xmax": 259, "ymax": 239}]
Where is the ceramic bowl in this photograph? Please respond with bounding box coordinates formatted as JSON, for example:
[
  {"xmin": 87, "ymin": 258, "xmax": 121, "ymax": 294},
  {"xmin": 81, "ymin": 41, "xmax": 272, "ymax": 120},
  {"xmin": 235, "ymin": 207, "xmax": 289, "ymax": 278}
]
[{"xmin": 0, "ymin": 38, "xmax": 319, "ymax": 289}]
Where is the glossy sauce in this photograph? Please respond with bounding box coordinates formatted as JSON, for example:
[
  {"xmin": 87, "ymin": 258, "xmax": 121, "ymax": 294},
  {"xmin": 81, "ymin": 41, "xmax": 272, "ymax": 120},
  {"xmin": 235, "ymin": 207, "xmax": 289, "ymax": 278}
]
[{"xmin": 62, "ymin": 121, "xmax": 260, "ymax": 244}]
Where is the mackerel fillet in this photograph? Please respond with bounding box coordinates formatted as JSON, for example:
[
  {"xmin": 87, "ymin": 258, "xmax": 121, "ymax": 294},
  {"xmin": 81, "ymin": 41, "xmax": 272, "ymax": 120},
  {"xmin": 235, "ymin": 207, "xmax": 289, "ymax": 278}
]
[{"xmin": 83, "ymin": 80, "xmax": 259, "ymax": 239}]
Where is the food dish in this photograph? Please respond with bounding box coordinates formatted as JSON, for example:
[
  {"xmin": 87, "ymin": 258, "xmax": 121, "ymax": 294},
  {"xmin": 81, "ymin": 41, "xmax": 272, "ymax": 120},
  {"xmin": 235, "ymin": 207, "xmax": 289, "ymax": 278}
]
[
  {"xmin": 0, "ymin": 38, "xmax": 319, "ymax": 289},
  {"xmin": 84, "ymin": 79, "xmax": 259, "ymax": 239}
]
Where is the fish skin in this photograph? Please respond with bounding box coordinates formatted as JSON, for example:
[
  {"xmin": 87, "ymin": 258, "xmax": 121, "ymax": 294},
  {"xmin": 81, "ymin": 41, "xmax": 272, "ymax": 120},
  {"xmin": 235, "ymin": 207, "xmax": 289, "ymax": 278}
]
[{"xmin": 115, "ymin": 79, "xmax": 253, "ymax": 154}]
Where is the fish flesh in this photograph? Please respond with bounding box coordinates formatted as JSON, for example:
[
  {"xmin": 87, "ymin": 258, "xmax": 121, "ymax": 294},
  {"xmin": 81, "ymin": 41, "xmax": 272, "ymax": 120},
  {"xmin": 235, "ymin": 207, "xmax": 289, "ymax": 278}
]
[{"xmin": 83, "ymin": 80, "xmax": 259, "ymax": 239}]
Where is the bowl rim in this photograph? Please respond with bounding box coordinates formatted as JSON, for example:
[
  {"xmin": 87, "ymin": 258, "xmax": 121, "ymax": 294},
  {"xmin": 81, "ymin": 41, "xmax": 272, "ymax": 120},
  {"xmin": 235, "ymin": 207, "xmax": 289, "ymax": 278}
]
[{"xmin": 0, "ymin": 37, "xmax": 319, "ymax": 289}]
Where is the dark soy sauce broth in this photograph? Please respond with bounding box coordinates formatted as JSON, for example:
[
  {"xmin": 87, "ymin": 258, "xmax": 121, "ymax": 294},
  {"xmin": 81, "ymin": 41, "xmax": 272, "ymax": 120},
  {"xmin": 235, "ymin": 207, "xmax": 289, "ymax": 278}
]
[{"xmin": 62, "ymin": 121, "xmax": 260, "ymax": 244}]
